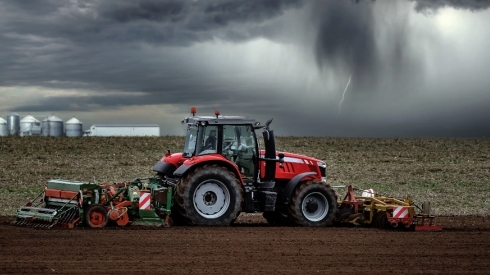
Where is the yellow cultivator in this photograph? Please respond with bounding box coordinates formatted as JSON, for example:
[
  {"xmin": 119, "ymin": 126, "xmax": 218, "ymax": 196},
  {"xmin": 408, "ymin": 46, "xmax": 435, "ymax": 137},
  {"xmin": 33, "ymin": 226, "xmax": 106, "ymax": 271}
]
[{"xmin": 337, "ymin": 185, "xmax": 442, "ymax": 231}]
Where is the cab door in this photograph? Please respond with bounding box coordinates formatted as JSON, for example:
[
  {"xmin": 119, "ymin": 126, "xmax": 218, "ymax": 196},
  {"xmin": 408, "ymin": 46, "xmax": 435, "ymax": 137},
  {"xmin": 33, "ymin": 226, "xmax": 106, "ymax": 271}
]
[{"xmin": 221, "ymin": 125, "xmax": 257, "ymax": 179}]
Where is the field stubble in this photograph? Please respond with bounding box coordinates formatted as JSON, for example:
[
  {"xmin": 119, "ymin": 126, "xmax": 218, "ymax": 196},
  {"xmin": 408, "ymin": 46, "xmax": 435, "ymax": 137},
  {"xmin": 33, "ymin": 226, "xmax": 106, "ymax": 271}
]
[{"xmin": 0, "ymin": 136, "xmax": 489, "ymax": 216}]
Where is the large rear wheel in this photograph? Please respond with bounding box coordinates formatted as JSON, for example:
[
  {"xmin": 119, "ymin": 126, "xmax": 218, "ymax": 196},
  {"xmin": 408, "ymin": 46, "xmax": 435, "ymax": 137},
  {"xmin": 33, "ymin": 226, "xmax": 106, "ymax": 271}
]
[
  {"xmin": 174, "ymin": 164, "xmax": 243, "ymax": 226},
  {"xmin": 288, "ymin": 180, "xmax": 337, "ymax": 227}
]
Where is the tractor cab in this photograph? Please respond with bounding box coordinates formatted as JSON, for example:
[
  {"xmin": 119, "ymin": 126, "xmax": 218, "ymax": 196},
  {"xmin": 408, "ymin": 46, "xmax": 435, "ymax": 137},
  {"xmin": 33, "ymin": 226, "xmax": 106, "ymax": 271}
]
[{"xmin": 180, "ymin": 109, "xmax": 261, "ymax": 180}]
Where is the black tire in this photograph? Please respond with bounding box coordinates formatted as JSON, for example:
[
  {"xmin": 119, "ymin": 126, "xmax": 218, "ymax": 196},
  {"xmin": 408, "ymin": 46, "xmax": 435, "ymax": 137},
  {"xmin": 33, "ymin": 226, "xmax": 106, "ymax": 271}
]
[
  {"xmin": 288, "ymin": 180, "xmax": 337, "ymax": 227},
  {"xmin": 85, "ymin": 204, "xmax": 108, "ymax": 228},
  {"xmin": 174, "ymin": 164, "xmax": 243, "ymax": 226},
  {"xmin": 373, "ymin": 211, "xmax": 388, "ymax": 229}
]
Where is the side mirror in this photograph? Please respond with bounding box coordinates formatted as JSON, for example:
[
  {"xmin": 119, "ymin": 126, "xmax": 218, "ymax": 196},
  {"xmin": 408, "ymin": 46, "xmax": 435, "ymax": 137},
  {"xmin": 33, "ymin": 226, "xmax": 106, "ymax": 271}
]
[{"xmin": 265, "ymin": 118, "xmax": 273, "ymax": 131}]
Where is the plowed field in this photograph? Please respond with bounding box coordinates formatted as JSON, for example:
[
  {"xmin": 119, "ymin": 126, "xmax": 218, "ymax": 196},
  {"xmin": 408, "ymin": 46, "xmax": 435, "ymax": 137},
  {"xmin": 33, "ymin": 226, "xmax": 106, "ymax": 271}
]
[
  {"xmin": 1, "ymin": 137, "xmax": 489, "ymax": 274},
  {"xmin": 2, "ymin": 137, "xmax": 489, "ymax": 216},
  {"xmin": 1, "ymin": 215, "xmax": 489, "ymax": 274}
]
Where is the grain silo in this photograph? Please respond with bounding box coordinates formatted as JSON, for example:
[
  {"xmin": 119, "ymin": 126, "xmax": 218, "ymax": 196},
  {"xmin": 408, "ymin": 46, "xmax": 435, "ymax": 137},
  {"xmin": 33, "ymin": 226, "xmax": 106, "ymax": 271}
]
[
  {"xmin": 65, "ymin": 117, "xmax": 83, "ymax": 137},
  {"xmin": 7, "ymin": 112, "xmax": 20, "ymax": 136},
  {"xmin": 41, "ymin": 115, "xmax": 64, "ymax": 137},
  {"xmin": 0, "ymin": 117, "xmax": 7, "ymax": 136},
  {"xmin": 20, "ymin": 114, "xmax": 41, "ymax": 136}
]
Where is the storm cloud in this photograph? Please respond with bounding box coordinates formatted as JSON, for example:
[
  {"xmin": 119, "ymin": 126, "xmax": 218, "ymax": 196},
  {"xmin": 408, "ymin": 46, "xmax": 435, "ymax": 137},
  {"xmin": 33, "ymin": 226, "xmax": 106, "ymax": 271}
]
[
  {"xmin": 1, "ymin": 0, "xmax": 303, "ymax": 46},
  {"xmin": 1, "ymin": 0, "xmax": 489, "ymax": 137},
  {"xmin": 411, "ymin": 0, "xmax": 490, "ymax": 11},
  {"xmin": 311, "ymin": 1, "xmax": 381, "ymax": 92}
]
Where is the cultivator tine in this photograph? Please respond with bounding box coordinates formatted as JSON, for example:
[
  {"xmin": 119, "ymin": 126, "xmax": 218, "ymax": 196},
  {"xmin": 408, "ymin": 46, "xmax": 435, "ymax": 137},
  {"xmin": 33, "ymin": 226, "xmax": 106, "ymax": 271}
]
[
  {"xmin": 14, "ymin": 220, "xmax": 22, "ymax": 226},
  {"xmin": 13, "ymin": 218, "xmax": 31, "ymax": 227},
  {"xmin": 16, "ymin": 219, "xmax": 48, "ymax": 229},
  {"xmin": 40, "ymin": 222, "xmax": 54, "ymax": 229},
  {"xmin": 39, "ymin": 220, "xmax": 57, "ymax": 229},
  {"xmin": 33, "ymin": 221, "xmax": 43, "ymax": 228},
  {"xmin": 14, "ymin": 202, "xmax": 83, "ymax": 229},
  {"xmin": 63, "ymin": 209, "xmax": 77, "ymax": 223},
  {"xmin": 55, "ymin": 208, "xmax": 79, "ymax": 228},
  {"xmin": 32, "ymin": 222, "xmax": 42, "ymax": 228},
  {"xmin": 13, "ymin": 206, "xmax": 61, "ymax": 229},
  {"xmin": 36, "ymin": 221, "xmax": 44, "ymax": 228},
  {"xmin": 58, "ymin": 213, "xmax": 67, "ymax": 224},
  {"xmin": 13, "ymin": 219, "xmax": 26, "ymax": 227},
  {"xmin": 413, "ymin": 215, "xmax": 443, "ymax": 231}
]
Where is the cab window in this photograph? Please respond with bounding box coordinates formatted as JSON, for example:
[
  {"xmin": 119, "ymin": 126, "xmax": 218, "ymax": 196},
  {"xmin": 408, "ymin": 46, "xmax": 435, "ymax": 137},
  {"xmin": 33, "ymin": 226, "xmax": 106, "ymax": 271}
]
[
  {"xmin": 222, "ymin": 125, "xmax": 256, "ymax": 177},
  {"xmin": 197, "ymin": 126, "xmax": 218, "ymax": 155}
]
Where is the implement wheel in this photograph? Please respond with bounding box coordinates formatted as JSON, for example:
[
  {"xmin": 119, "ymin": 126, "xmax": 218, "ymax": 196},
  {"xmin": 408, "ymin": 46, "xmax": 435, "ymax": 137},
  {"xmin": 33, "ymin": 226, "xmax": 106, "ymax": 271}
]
[
  {"xmin": 374, "ymin": 211, "xmax": 388, "ymax": 229},
  {"xmin": 85, "ymin": 204, "xmax": 108, "ymax": 228},
  {"xmin": 174, "ymin": 164, "xmax": 242, "ymax": 226},
  {"xmin": 288, "ymin": 180, "xmax": 337, "ymax": 227}
]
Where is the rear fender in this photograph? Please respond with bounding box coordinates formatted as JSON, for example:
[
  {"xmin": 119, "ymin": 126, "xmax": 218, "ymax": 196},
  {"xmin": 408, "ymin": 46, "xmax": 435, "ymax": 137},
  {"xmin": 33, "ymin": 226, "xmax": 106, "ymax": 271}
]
[
  {"xmin": 153, "ymin": 161, "xmax": 177, "ymax": 177},
  {"xmin": 280, "ymin": 172, "xmax": 317, "ymax": 204},
  {"xmin": 173, "ymin": 156, "xmax": 244, "ymax": 184},
  {"xmin": 153, "ymin": 153, "xmax": 184, "ymax": 177}
]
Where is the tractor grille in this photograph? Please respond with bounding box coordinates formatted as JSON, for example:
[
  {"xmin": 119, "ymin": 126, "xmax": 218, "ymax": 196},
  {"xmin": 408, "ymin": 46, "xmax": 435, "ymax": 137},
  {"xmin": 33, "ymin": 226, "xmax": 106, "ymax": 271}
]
[
  {"xmin": 319, "ymin": 166, "xmax": 326, "ymax": 177},
  {"xmin": 283, "ymin": 162, "xmax": 295, "ymax": 173}
]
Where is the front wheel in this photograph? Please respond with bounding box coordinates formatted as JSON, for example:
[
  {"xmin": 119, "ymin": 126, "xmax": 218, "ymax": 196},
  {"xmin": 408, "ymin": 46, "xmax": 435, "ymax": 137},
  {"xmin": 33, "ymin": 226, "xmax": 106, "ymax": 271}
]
[
  {"xmin": 174, "ymin": 164, "xmax": 243, "ymax": 226},
  {"xmin": 288, "ymin": 180, "xmax": 337, "ymax": 227}
]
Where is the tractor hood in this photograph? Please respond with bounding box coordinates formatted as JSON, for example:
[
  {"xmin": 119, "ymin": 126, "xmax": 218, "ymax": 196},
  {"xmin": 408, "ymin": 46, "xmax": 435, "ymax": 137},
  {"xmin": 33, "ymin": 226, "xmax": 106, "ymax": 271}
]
[
  {"xmin": 260, "ymin": 150, "xmax": 327, "ymax": 182},
  {"xmin": 260, "ymin": 150, "xmax": 324, "ymax": 166}
]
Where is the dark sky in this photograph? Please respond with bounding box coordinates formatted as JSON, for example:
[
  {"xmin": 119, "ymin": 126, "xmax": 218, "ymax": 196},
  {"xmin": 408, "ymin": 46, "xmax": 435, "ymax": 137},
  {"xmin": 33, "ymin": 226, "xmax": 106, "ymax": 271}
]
[{"xmin": 1, "ymin": 0, "xmax": 489, "ymax": 137}]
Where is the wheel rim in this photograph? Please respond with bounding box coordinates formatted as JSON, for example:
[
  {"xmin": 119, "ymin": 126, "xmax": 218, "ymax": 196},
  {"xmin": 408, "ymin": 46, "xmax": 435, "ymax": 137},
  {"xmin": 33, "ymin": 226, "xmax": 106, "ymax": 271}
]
[
  {"xmin": 193, "ymin": 179, "xmax": 230, "ymax": 219},
  {"xmin": 301, "ymin": 192, "xmax": 329, "ymax": 222},
  {"xmin": 89, "ymin": 209, "xmax": 106, "ymax": 227}
]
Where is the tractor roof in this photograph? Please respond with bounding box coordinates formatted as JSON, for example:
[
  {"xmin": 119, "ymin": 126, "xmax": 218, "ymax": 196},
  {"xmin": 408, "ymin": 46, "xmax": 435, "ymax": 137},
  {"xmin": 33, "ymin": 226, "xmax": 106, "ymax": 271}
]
[{"xmin": 182, "ymin": 115, "xmax": 256, "ymax": 126}]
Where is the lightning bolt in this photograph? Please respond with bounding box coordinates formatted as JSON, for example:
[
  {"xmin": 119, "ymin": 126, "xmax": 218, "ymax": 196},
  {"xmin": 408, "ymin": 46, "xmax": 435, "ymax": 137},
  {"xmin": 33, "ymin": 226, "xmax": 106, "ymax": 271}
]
[{"xmin": 337, "ymin": 74, "xmax": 352, "ymax": 116}]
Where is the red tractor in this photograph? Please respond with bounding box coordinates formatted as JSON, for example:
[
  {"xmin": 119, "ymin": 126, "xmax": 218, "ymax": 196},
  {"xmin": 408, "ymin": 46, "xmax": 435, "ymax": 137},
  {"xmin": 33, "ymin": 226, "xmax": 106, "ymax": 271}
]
[{"xmin": 153, "ymin": 108, "xmax": 337, "ymax": 226}]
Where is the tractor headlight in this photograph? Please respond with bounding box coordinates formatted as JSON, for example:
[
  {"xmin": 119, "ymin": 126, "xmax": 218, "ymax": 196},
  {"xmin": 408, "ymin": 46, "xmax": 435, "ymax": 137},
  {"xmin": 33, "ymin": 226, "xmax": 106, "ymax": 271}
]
[{"xmin": 317, "ymin": 161, "xmax": 327, "ymax": 182}]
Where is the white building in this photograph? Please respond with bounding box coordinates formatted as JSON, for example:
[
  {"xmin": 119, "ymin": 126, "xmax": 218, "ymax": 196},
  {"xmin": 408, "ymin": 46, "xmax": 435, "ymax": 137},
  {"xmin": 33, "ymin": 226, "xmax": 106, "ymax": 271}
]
[{"xmin": 84, "ymin": 124, "xmax": 160, "ymax": 136}]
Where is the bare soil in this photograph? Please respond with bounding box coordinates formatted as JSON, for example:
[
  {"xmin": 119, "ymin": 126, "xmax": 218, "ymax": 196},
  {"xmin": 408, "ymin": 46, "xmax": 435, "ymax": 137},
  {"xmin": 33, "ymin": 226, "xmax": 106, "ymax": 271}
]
[
  {"xmin": 1, "ymin": 137, "xmax": 489, "ymax": 274},
  {"xmin": 1, "ymin": 215, "xmax": 489, "ymax": 274}
]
